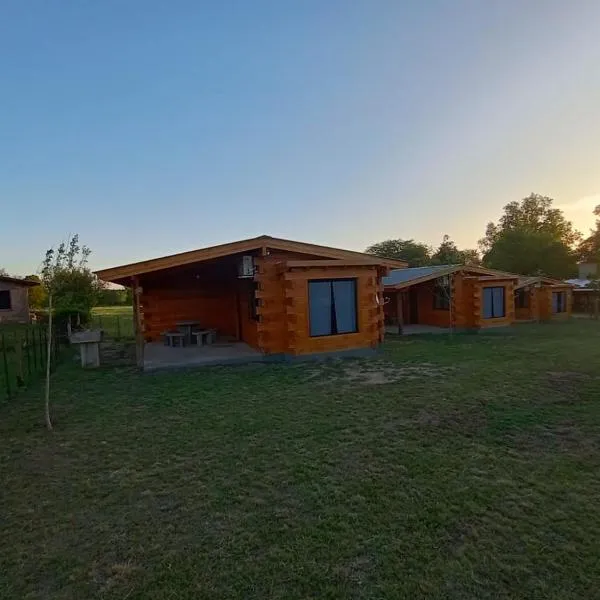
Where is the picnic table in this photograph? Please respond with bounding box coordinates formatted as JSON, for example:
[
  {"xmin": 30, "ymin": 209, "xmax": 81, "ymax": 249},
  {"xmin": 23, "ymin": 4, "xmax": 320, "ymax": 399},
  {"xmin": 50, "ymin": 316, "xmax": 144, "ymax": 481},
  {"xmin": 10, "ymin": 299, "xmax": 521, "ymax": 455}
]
[
  {"xmin": 176, "ymin": 321, "xmax": 201, "ymax": 345},
  {"xmin": 163, "ymin": 331, "xmax": 186, "ymax": 347},
  {"xmin": 192, "ymin": 329, "xmax": 217, "ymax": 346}
]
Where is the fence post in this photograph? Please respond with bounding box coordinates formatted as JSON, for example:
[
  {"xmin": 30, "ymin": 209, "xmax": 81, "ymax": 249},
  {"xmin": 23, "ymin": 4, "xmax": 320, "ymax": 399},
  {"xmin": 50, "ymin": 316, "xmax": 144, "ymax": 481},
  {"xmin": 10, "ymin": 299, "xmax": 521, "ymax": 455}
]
[
  {"xmin": 15, "ymin": 331, "xmax": 24, "ymax": 387},
  {"xmin": 25, "ymin": 328, "xmax": 32, "ymax": 379},
  {"xmin": 39, "ymin": 327, "xmax": 45, "ymax": 366},
  {"xmin": 32, "ymin": 327, "xmax": 38, "ymax": 370},
  {"xmin": 2, "ymin": 333, "xmax": 11, "ymax": 400}
]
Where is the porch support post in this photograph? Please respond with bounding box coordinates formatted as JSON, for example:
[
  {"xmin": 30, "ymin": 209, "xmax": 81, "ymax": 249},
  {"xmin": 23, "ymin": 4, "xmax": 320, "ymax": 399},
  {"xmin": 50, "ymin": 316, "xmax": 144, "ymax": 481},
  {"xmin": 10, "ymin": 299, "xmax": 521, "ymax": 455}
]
[
  {"xmin": 132, "ymin": 275, "xmax": 144, "ymax": 369},
  {"xmin": 396, "ymin": 291, "xmax": 404, "ymax": 335}
]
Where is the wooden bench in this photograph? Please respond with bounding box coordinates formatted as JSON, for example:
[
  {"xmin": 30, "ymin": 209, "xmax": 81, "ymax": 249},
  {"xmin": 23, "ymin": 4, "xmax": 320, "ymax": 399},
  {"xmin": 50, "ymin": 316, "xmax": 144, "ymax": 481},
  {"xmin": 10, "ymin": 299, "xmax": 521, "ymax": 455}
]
[
  {"xmin": 162, "ymin": 331, "xmax": 187, "ymax": 347},
  {"xmin": 192, "ymin": 329, "xmax": 217, "ymax": 346}
]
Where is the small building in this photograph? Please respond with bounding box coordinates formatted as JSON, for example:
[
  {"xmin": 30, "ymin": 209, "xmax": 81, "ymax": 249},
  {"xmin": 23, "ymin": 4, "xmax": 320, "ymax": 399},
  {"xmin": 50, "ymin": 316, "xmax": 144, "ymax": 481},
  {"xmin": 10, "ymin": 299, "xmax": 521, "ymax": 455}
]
[
  {"xmin": 566, "ymin": 262, "xmax": 598, "ymax": 314},
  {"xmin": 0, "ymin": 275, "xmax": 39, "ymax": 324},
  {"xmin": 514, "ymin": 277, "xmax": 572, "ymax": 321},
  {"xmin": 383, "ymin": 265, "xmax": 518, "ymax": 333},
  {"xmin": 94, "ymin": 235, "xmax": 405, "ymax": 368}
]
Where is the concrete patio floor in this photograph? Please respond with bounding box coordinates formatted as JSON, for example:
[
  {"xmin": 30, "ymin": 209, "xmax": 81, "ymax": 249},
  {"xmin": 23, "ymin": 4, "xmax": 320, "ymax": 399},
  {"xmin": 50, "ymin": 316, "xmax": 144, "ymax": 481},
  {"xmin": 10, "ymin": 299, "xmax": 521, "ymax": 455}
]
[{"xmin": 143, "ymin": 341, "xmax": 263, "ymax": 371}]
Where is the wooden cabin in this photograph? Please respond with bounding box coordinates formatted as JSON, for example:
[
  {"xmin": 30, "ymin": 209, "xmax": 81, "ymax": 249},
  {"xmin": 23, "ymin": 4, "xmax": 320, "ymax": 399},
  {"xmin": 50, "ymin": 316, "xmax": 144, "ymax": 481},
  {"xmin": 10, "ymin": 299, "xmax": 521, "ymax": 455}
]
[
  {"xmin": 383, "ymin": 265, "xmax": 519, "ymax": 333},
  {"xmin": 94, "ymin": 236, "xmax": 405, "ymax": 367},
  {"xmin": 514, "ymin": 277, "xmax": 573, "ymax": 321}
]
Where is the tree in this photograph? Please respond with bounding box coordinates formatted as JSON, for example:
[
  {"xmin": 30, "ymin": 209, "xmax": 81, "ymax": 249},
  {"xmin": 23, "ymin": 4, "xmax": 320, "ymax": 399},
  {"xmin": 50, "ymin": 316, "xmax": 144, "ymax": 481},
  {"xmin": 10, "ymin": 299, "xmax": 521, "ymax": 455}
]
[
  {"xmin": 365, "ymin": 239, "xmax": 432, "ymax": 267},
  {"xmin": 42, "ymin": 235, "xmax": 103, "ymax": 328},
  {"xmin": 0, "ymin": 268, "xmax": 8, "ymax": 276},
  {"xmin": 484, "ymin": 229, "xmax": 576, "ymax": 278},
  {"xmin": 481, "ymin": 193, "xmax": 580, "ymax": 277},
  {"xmin": 40, "ymin": 235, "xmax": 102, "ymax": 430},
  {"xmin": 23, "ymin": 275, "xmax": 48, "ymax": 309},
  {"xmin": 577, "ymin": 204, "xmax": 600, "ymax": 263},
  {"xmin": 431, "ymin": 235, "xmax": 480, "ymax": 266}
]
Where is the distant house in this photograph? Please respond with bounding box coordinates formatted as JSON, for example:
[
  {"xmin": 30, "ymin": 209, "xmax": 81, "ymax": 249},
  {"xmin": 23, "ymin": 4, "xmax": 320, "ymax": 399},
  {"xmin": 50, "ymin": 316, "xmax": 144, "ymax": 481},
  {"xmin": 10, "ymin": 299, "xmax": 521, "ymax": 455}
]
[
  {"xmin": 94, "ymin": 235, "xmax": 406, "ymax": 368},
  {"xmin": 514, "ymin": 277, "xmax": 572, "ymax": 321},
  {"xmin": 383, "ymin": 265, "xmax": 518, "ymax": 332},
  {"xmin": 566, "ymin": 262, "xmax": 599, "ymax": 313},
  {"xmin": 0, "ymin": 275, "xmax": 40, "ymax": 324}
]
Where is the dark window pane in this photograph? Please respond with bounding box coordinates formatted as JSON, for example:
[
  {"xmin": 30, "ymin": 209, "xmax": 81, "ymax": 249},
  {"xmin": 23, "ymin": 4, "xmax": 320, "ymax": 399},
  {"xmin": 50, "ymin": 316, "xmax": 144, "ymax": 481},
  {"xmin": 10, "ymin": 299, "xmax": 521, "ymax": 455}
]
[
  {"xmin": 309, "ymin": 281, "xmax": 333, "ymax": 336},
  {"xmin": 515, "ymin": 289, "xmax": 528, "ymax": 309},
  {"xmin": 492, "ymin": 287, "xmax": 505, "ymax": 317},
  {"xmin": 332, "ymin": 280, "xmax": 357, "ymax": 334},
  {"xmin": 0, "ymin": 290, "xmax": 11, "ymax": 310},
  {"xmin": 433, "ymin": 284, "xmax": 450, "ymax": 310},
  {"xmin": 553, "ymin": 291, "xmax": 566, "ymax": 313},
  {"xmin": 482, "ymin": 288, "xmax": 493, "ymax": 319}
]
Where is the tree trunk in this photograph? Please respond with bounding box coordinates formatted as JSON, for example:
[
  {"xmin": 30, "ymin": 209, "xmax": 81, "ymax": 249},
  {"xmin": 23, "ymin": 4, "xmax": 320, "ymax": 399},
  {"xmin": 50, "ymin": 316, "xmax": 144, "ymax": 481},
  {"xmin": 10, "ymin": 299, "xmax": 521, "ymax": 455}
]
[{"xmin": 44, "ymin": 293, "xmax": 53, "ymax": 431}]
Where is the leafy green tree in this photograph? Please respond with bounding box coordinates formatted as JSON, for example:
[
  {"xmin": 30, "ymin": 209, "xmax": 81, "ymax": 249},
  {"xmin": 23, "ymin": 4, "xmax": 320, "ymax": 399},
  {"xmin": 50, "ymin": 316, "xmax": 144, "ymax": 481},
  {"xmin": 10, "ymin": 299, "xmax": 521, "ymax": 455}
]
[
  {"xmin": 97, "ymin": 287, "xmax": 128, "ymax": 306},
  {"xmin": 365, "ymin": 239, "xmax": 432, "ymax": 267},
  {"xmin": 41, "ymin": 234, "xmax": 103, "ymax": 327},
  {"xmin": 481, "ymin": 193, "xmax": 579, "ymax": 277},
  {"xmin": 431, "ymin": 235, "xmax": 480, "ymax": 266},
  {"xmin": 577, "ymin": 205, "xmax": 600, "ymax": 263},
  {"xmin": 40, "ymin": 235, "xmax": 102, "ymax": 430},
  {"xmin": 23, "ymin": 275, "xmax": 47, "ymax": 309},
  {"xmin": 484, "ymin": 229, "xmax": 576, "ymax": 278}
]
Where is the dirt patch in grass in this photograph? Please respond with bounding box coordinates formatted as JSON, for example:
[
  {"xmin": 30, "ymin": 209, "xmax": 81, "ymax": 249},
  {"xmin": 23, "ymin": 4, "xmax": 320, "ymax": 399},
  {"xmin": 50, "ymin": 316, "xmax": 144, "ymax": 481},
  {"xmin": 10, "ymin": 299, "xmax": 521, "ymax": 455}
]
[{"xmin": 306, "ymin": 360, "xmax": 454, "ymax": 386}]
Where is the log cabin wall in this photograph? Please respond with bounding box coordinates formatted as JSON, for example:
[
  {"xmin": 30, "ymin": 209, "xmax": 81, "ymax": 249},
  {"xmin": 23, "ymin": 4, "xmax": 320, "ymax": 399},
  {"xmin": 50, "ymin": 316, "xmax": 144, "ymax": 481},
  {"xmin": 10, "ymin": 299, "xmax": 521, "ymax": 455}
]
[
  {"xmin": 536, "ymin": 287, "xmax": 552, "ymax": 321},
  {"xmin": 254, "ymin": 256, "xmax": 289, "ymax": 354},
  {"xmin": 255, "ymin": 260, "xmax": 382, "ymax": 356},
  {"xmin": 537, "ymin": 285, "xmax": 572, "ymax": 320},
  {"xmin": 237, "ymin": 278, "xmax": 260, "ymax": 348},
  {"xmin": 140, "ymin": 282, "xmax": 239, "ymax": 342},
  {"xmin": 515, "ymin": 287, "xmax": 537, "ymax": 321},
  {"xmin": 473, "ymin": 279, "xmax": 516, "ymax": 328},
  {"xmin": 411, "ymin": 280, "xmax": 452, "ymax": 327}
]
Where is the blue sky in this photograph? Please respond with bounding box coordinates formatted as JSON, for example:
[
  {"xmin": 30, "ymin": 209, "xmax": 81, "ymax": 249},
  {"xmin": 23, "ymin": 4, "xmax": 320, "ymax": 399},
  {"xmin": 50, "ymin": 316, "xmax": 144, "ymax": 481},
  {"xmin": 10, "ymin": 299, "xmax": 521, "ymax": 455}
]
[{"xmin": 2, "ymin": 1, "xmax": 599, "ymax": 274}]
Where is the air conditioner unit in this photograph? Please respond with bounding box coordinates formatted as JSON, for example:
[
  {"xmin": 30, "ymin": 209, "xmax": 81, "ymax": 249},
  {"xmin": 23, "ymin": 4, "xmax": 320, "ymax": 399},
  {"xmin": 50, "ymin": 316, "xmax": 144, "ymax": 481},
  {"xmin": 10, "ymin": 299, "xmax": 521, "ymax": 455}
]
[{"xmin": 238, "ymin": 255, "xmax": 255, "ymax": 278}]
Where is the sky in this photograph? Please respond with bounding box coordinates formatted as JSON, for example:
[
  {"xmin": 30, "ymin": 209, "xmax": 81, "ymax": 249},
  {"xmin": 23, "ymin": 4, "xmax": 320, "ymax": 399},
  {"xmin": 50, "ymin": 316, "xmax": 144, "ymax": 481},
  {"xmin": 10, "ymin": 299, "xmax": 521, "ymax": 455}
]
[{"xmin": 1, "ymin": 1, "xmax": 600, "ymax": 275}]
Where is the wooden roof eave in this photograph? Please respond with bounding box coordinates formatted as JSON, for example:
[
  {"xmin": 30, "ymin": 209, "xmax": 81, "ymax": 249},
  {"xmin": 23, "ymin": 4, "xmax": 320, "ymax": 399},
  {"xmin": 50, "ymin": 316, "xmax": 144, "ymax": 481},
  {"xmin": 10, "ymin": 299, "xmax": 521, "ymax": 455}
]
[
  {"xmin": 0, "ymin": 276, "xmax": 40, "ymax": 287},
  {"xmin": 94, "ymin": 235, "xmax": 406, "ymax": 283},
  {"xmin": 384, "ymin": 265, "xmax": 520, "ymax": 291},
  {"xmin": 384, "ymin": 266, "xmax": 460, "ymax": 291}
]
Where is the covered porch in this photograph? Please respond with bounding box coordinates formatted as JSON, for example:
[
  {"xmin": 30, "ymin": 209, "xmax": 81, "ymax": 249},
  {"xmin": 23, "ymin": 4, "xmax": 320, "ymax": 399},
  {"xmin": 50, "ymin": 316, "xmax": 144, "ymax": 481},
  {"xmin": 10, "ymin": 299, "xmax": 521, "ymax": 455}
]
[{"xmin": 127, "ymin": 250, "xmax": 264, "ymax": 369}]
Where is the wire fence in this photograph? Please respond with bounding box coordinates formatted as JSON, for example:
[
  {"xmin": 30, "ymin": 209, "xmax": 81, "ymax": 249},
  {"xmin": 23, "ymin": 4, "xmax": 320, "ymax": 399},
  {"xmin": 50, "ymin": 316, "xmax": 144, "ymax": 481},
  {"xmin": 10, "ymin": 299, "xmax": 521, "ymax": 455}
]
[
  {"xmin": 90, "ymin": 314, "xmax": 135, "ymax": 340},
  {"xmin": 0, "ymin": 325, "xmax": 65, "ymax": 403}
]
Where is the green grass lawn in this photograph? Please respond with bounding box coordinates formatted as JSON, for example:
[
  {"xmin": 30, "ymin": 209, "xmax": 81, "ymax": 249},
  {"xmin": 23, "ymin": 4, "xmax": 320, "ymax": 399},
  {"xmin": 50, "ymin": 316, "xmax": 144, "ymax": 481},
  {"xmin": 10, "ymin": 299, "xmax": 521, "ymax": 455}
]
[
  {"xmin": 91, "ymin": 305, "xmax": 134, "ymax": 339},
  {"xmin": 2, "ymin": 321, "xmax": 600, "ymax": 599}
]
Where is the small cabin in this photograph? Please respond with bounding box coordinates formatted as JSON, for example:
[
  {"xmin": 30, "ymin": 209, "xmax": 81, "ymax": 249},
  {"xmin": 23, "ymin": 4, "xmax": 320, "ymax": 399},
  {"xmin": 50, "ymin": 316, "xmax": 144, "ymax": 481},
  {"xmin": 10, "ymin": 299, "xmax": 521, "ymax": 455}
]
[
  {"xmin": 94, "ymin": 235, "xmax": 405, "ymax": 369},
  {"xmin": 383, "ymin": 265, "xmax": 518, "ymax": 333},
  {"xmin": 514, "ymin": 277, "xmax": 573, "ymax": 321}
]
